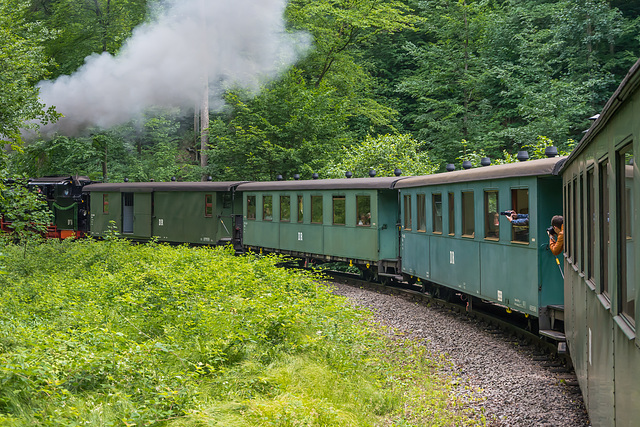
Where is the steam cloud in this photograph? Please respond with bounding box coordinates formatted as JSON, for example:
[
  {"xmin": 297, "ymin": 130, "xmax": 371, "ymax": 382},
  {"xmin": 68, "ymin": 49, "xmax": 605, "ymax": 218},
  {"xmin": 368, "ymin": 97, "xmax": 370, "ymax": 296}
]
[{"xmin": 36, "ymin": 0, "xmax": 310, "ymax": 136}]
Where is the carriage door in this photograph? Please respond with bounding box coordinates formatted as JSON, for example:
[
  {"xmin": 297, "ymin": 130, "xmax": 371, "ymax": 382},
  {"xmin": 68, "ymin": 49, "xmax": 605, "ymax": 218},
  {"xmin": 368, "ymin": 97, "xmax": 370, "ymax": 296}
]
[
  {"xmin": 122, "ymin": 193, "xmax": 134, "ymax": 233},
  {"xmin": 122, "ymin": 192, "xmax": 152, "ymax": 238}
]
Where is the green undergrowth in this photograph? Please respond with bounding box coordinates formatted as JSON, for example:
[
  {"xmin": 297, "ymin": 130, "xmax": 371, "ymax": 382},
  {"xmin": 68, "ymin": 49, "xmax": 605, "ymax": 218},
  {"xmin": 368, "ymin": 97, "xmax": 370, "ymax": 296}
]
[{"xmin": 0, "ymin": 237, "xmax": 482, "ymax": 426}]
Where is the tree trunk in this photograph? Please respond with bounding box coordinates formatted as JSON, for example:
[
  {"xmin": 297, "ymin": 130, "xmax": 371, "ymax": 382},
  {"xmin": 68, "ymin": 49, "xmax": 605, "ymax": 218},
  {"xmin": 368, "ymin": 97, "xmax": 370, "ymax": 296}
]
[
  {"xmin": 102, "ymin": 145, "xmax": 108, "ymax": 182},
  {"xmin": 199, "ymin": 0, "xmax": 208, "ymax": 180},
  {"xmin": 200, "ymin": 81, "xmax": 209, "ymax": 180},
  {"xmin": 462, "ymin": 0, "xmax": 470, "ymax": 139}
]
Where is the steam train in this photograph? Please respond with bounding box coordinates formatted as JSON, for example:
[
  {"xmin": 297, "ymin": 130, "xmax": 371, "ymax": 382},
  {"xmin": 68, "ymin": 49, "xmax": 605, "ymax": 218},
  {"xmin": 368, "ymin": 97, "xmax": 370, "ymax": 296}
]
[{"xmin": 3, "ymin": 60, "xmax": 640, "ymax": 427}]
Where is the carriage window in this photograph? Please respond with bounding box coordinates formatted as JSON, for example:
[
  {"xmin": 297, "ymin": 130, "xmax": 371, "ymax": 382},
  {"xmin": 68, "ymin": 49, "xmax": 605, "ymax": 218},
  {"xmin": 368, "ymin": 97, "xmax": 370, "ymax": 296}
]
[
  {"xmin": 432, "ymin": 193, "xmax": 442, "ymax": 233},
  {"xmin": 579, "ymin": 174, "xmax": 585, "ymax": 272},
  {"xmin": 484, "ymin": 190, "xmax": 499, "ymax": 239},
  {"xmin": 448, "ymin": 192, "xmax": 455, "ymax": 235},
  {"xmin": 280, "ymin": 196, "xmax": 290, "ymax": 221},
  {"xmin": 599, "ymin": 160, "xmax": 610, "ymax": 297},
  {"xmin": 222, "ymin": 193, "xmax": 232, "ymax": 209},
  {"xmin": 618, "ymin": 145, "xmax": 634, "ymax": 326},
  {"xmin": 356, "ymin": 195, "xmax": 371, "ymax": 226},
  {"xmin": 572, "ymin": 178, "xmax": 578, "ymax": 261},
  {"xmin": 587, "ymin": 169, "xmax": 595, "ymax": 282},
  {"xmin": 333, "ymin": 196, "xmax": 346, "ymax": 225},
  {"xmin": 461, "ymin": 191, "xmax": 474, "ymax": 237},
  {"xmin": 263, "ymin": 195, "xmax": 273, "ymax": 221},
  {"xmin": 404, "ymin": 195, "xmax": 412, "ymax": 230},
  {"xmin": 564, "ymin": 183, "xmax": 569, "ymax": 258},
  {"xmin": 103, "ymin": 194, "xmax": 109, "ymax": 214},
  {"xmin": 417, "ymin": 194, "xmax": 426, "ymax": 231},
  {"xmin": 297, "ymin": 195, "xmax": 304, "ymax": 223},
  {"xmin": 311, "ymin": 196, "xmax": 323, "ymax": 224},
  {"xmin": 510, "ymin": 188, "xmax": 529, "ymax": 243},
  {"xmin": 205, "ymin": 194, "xmax": 213, "ymax": 217},
  {"xmin": 247, "ymin": 196, "xmax": 256, "ymax": 220}
]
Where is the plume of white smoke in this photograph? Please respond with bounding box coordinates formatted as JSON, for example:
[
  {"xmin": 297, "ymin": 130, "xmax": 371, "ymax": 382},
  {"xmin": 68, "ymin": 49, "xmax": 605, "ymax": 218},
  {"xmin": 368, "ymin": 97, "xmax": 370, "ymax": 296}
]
[{"xmin": 36, "ymin": 0, "xmax": 310, "ymax": 136}]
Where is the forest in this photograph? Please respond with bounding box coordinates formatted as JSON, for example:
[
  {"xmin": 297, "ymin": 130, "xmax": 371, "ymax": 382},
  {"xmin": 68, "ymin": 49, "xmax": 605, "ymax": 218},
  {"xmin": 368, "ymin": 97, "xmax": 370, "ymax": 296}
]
[{"xmin": 2, "ymin": 0, "xmax": 640, "ymax": 182}]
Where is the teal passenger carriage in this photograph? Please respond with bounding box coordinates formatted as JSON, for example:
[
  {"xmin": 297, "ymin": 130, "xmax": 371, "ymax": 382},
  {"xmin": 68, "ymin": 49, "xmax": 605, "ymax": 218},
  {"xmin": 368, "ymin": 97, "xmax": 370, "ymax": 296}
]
[
  {"xmin": 395, "ymin": 157, "xmax": 566, "ymax": 336},
  {"xmin": 239, "ymin": 177, "xmax": 405, "ymax": 280},
  {"xmin": 561, "ymin": 58, "xmax": 640, "ymax": 426}
]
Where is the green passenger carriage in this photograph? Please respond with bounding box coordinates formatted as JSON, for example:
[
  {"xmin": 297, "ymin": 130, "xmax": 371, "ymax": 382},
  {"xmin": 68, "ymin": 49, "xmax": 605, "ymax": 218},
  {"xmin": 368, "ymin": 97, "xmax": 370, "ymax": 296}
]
[
  {"xmin": 83, "ymin": 181, "xmax": 245, "ymax": 247},
  {"xmin": 395, "ymin": 158, "xmax": 566, "ymax": 336},
  {"xmin": 239, "ymin": 177, "xmax": 405, "ymax": 280},
  {"xmin": 561, "ymin": 58, "xmax": 640, "ymax": 426}
]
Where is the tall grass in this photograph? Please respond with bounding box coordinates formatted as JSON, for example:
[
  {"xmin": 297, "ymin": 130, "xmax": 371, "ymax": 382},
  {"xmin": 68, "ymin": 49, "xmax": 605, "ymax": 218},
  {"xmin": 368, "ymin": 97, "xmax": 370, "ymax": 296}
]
[{"xmin": 0, "ymin": 237, "xmax": 481, "ymax": 426}]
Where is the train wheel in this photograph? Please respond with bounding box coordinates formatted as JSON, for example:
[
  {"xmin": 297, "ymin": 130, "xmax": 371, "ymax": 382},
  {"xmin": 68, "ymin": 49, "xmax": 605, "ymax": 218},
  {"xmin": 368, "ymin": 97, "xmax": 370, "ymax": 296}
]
[
  {"xmin": 362, "ymin": 268, "xmax": 376, "ymax": 282},
  {"xmin": 435, "ymin": 286, "xmax": 453, "ymax": 302}
]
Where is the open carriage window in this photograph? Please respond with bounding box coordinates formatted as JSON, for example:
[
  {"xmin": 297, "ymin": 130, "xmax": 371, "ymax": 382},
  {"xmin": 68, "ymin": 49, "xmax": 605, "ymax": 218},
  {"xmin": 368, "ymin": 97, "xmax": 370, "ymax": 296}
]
[
  {"xmin": 247, "ymin": 196, "xmax": 256, "ymax": 220},
  {"xmin": 333, "ymin": 196, "xmax": 346, "ymax": 225},
  {"xmin": 431, "ymin": 193, "xmax": 441, "ymax": 233},
  {"xmin": 461, "ymin": 191, "xmax": 474, "ymax": 238},
  {"xmin": 280, "ymin": 196, "xmax": 290, "ymax": 222},
  {"xmin": 311, "ymin": 196, "xmax": 323, "ymax": 224},
  {"xmin": 510, "ymin": 188, "xmax": 529, "ymax": 243},
  {"xmin": 356, "ymin": 195, "xmax": 371, "ymax": 226},
  {"xmin": 484, "ymin": 190, "xmax": 499, "ymax": 239},
  {"xmin": 263, "ymin": 195, "xmax": 273, "ymax": 221},
  {"xmin": 205, "ymin": 194, "xmax": 213, "ymax": 217},
  {"xmin": 297, "ymin": 195, "xmax": 304, "ymax": 223},
  {"xmin": 403, "ymin": 194, "xmax": 412, "ymax": 230},
  {"xmin": 448, "ymin": 192, "xmax": 455, "ymax": 235},
  {"xmin": 416, "ymin": 194, "xmax": 426, "ymax": 231}
]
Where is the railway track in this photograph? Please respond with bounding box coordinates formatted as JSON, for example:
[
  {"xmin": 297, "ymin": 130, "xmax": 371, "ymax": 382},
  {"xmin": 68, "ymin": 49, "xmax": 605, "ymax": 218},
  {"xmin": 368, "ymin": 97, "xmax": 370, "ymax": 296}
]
[
  {"xmin": 325, "ymin": 271, "xmax": 572, "ymax": 369},
  {"xmin": 327, "ymin": 273, "xmax": 588, "ymax": 425}
]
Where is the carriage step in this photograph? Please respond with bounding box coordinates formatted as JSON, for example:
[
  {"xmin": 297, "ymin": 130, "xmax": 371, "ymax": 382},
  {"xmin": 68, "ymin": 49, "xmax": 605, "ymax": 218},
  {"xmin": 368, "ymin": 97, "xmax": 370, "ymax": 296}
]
[{"xmin": 539, "ymin": 329, "xmax": 566, "ymax": 342}]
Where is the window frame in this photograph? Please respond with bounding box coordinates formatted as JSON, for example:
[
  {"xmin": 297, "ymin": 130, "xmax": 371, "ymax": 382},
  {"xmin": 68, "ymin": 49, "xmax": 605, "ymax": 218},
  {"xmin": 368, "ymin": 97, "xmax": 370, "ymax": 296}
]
[
  {"xmin": 616, "ymin": 143, "xmax": 635, "ymax": 327},
  {"xmin": 311, "ymin": 195, "xmax": 323, "ymax": 224},
  {"xmin": 356, "ymin": 195, "xmax": 371, "ymax": 227},
  {"xmin": 332, "ymin": 195, "xmax": 346, "ymax": 225},
  {"xmin": 205, "ymin": 194, "xmax": 213, "ymax": 218},
  {"xmin": 461, "ymin": 191, "xmax": 475, "ymax": 238},
  {"xmin": 403, "ymin": 194, "xmax": 412, "ymax": 231},
  {"xmin": 263, "ymin": 195, "xmax": 273, "ymax": 221},
  {"xmin": 510, "ymin": 188, "xmax": 530, "ymax": 244},
  {"xmin": 102, "ymin": 194, "xmax": 109, "ymax": 214},
  {"xmin": 247, "ymin": 195, "xmax": 257, "ymax": 220},
  {"xmin": 587, "ymin": 167, "xmax": 595, "ymax": 283},
  {"xmin": 416, "ymin": 193, "xmax": 426, "ymax": 232},
  {"xmin": 599, "ymin": 159, "xmax": 610, "ymax": 298},
  {"xmin": 297, "ymin": 195, "xmax": 304, "ymax": 223},
  {"xmin": 448, "ymin": 192, "xmax": 455, "ymax": 236},
  {"xmin": 280, "ymin": 195, "xmax": 291, "ymax": 222},
  {"xmin": 484, "ymin": 190, "xmax": 499, "ymax": 240},
  {"xmin": 431, "ymin": 193, "xmax": 442, "ymax": 234}
]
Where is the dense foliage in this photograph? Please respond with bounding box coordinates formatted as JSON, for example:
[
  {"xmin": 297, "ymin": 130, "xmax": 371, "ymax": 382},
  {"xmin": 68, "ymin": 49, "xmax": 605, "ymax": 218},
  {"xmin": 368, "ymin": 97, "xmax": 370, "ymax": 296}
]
[
  {"xmin": 3, "ymin": 0, "xmax": 640, "ymax": 180},
  {"xmin": 0, "ymin": 0, "xmax": 58, "ymax": 147},
  {"xmin": 0, "ymin": 238, "xmax": 479, "ymax": 425}
]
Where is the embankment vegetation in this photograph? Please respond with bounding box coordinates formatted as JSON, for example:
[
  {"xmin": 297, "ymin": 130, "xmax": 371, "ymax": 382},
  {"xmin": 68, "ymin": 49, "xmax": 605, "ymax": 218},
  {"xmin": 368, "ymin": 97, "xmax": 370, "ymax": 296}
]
[{"xmin": 0, "ymin": 238, "xmax": 482, "ymax": 426}]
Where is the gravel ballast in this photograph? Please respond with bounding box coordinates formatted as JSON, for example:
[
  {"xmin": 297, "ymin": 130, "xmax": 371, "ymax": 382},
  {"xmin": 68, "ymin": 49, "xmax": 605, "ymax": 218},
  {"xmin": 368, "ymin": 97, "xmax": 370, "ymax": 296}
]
[{"xmin": 333, "ymin": 283, "xmax": 590, "ymax": 426}]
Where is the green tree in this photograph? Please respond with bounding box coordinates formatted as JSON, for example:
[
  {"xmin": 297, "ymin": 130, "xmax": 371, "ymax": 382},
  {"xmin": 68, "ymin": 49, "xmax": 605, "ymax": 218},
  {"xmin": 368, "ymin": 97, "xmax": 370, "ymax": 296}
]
[
  {"xmin": 323, "ymin": 133, "xmax": 438, "ymax": 178},
  {"xmin": 0, "ymin": 182, "xmax": 52, "ymax": 247},
  {"xmin": 0, "ymin": 0, "xmax": 58, "ymax": 146},
  {"xmin": 397, "ymin": 0, "xmax": 497, "ymax": 163},
  {"xmin": 208, "ymin": 70, "xmax": 353, "ymax": 181},
  {"xmin": 34, "ymin": 0, "xmax": 149, "ymax": 78}
]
